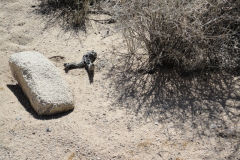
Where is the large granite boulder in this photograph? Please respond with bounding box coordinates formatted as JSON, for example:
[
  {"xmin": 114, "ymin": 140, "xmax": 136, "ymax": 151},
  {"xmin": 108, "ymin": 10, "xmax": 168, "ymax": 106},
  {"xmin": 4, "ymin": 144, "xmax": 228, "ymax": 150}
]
[{"xmin": 9, "ymin": 51, "xmax": 74, "ymax": 115}]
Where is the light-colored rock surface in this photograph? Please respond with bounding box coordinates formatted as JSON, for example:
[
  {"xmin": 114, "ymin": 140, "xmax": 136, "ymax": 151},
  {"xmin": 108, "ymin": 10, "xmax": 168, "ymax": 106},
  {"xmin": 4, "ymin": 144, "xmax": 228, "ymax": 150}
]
[{"xmin": 9, "ymin": 51, "xmax": 74, "ymax": 115}]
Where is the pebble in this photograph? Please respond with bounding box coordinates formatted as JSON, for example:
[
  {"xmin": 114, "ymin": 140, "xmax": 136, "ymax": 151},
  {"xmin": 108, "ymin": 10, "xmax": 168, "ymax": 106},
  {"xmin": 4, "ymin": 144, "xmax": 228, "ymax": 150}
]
[
  {"xmin": 16, "ymin": 117, "xmax": 22, "ymax": 121},
  {"xmin": 210, "ymin": 124, "xmax": 217, "ymax": 129},
  {"xmin": 46, "ymin": 128, "xmax": 51, "ymax": 132}
]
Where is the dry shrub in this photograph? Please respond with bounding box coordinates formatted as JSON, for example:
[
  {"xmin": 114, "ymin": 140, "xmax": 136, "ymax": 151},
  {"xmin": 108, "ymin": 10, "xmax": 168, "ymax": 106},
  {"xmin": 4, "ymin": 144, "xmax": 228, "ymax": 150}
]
[
  {"xmin": 38, "ymin": 0, "xmax": 91, "ymax": 30},
  {"xmin": 106, "ymin": 1, "xmax": 240, "ymax": 148},
  {"xmin": 114, "ymin": 0, "xmax": 240, "ymax": 73}
]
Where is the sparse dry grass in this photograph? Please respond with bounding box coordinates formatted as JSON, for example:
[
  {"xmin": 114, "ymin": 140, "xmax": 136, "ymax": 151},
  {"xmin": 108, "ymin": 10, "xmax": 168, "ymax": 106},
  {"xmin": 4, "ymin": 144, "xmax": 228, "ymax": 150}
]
[
  {"xmin": 38, "ymin": 0, "xmax": 91, "ymax": 30},
  {"xmin": 114, "ymin": 0, "xmax": 240, "ymax": 74},
  {"xmin": 106, "ymin": 3, "xmax": 240, "ymax": 159}
]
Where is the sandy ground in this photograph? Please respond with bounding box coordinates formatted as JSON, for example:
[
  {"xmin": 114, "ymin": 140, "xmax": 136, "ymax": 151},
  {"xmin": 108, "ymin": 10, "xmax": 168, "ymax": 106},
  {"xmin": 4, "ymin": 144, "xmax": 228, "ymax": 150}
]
[{"xmin": 0, "ymin": 0, "xmax": 239, "ymax": 160}]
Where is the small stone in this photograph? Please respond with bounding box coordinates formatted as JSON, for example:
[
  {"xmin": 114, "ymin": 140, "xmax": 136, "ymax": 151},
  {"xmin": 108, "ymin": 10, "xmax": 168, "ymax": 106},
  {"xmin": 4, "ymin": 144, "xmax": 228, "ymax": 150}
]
[
  {"xmin": 231, "ymin": 90, "xmax": 240, "ymax": 98},
  {"xmin": 210, "ymin": 124, "xmax": 217, "ymax": 129},
  {"xmin": 46, "ymin": 128, "xmax": 51, "ymax": 132},
  {"xmin": 155, "ymin": 122, "xmax": 159, "ymax": 125},
  {"xmin": 15, "ymin": 117, "xmax": 22, "ymax": 121},
  {"xmin": 225, "ymin": 99, "xmax": 240, "ymax": 107}
]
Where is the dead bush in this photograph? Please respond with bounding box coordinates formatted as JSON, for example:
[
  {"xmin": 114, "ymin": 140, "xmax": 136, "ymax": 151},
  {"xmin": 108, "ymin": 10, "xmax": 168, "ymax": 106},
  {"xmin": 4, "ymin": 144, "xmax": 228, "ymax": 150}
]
[
  {"xmin": 38, "ymin": 0, "xmax": 91, "ymax": 30},
  {"xmin": 114, "ymin": 0, "xmax": 240, "ymax": 73},
  {"xmin": 106, "ymin": 2, "xmax": 240, "ymax": 150}
]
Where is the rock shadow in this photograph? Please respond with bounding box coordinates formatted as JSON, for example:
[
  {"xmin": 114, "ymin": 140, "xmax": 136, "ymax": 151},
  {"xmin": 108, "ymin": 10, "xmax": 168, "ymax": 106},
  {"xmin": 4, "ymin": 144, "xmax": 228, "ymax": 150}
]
[{"xmin": 7, "ymin": 84, "xmax": 73, "ymax": 120}]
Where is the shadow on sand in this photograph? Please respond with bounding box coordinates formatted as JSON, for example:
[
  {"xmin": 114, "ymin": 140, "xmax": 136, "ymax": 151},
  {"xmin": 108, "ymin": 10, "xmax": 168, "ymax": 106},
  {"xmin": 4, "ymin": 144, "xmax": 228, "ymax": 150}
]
[
  {"xmin": 106, "ymin": 51, "xmax": 240, "ymax": 159},
  {"xmin": 7, "ymin": 84, "xmax": 73, "ymax": 120},
  {"xmin": 33, "ymin": 0, "xmax": 87, "ymax": 32}
]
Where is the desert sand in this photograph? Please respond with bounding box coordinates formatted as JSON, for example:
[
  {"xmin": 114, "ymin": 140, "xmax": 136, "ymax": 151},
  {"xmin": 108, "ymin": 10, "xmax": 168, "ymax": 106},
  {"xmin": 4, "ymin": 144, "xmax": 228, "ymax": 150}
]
[{"xmin": 0, "ymin": 0, "xmax": 239, "ymax": 160}]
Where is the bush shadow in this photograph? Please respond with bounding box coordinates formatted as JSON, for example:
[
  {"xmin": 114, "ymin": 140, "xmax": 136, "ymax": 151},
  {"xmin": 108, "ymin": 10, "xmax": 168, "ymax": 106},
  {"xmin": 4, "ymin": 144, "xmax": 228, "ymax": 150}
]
[
  {"xmin": 7, "ymin": 84, "xmax": 73, "ymax": 120},
  {"xmin": 106, "ymin": 51, "xmax": 240, "ymax": 157},
  {"xmin": 34, "ymin": 0, "xmax": 87, "ymax": 32}
]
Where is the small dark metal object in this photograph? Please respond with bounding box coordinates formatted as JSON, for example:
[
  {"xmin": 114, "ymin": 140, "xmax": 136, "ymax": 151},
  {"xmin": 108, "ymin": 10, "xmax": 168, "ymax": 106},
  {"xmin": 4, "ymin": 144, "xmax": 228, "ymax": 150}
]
[{"xmin": 64, "ymin": 51, "xmax": 97, "ymax": 84}]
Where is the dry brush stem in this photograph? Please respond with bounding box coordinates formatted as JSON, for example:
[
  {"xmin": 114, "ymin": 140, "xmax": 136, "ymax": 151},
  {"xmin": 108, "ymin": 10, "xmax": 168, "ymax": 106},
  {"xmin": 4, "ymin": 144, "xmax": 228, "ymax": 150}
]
[
  {"xmin": 114, "ymin": 0, "xmax": 240, "ymax": 73},
  {"xmin": 106, "ymin": 1, "xmax": 240, "ymax": 152},
  {"xmin": 38, "ymin": 0, "xmax": 91, "ymax": 30}
]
